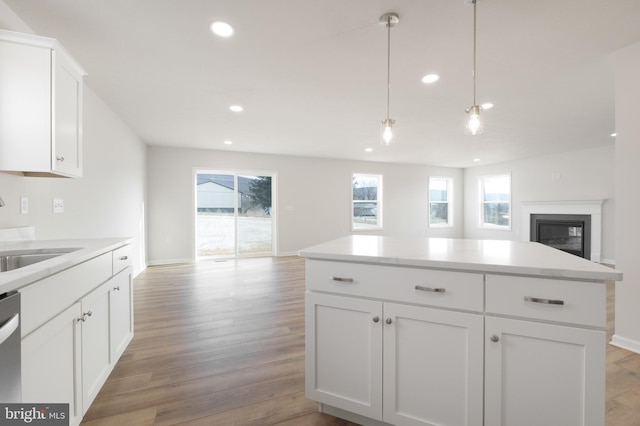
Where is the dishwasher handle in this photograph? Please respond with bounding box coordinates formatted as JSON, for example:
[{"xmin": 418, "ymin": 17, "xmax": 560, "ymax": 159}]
[{"xmin": 0, "ymin": 313, "xmax": 19, "ymax": 345}]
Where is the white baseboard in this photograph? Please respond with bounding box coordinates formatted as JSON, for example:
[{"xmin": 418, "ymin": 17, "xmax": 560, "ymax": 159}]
[
  {"xmin": 610, "ymin": 334, "xmax": 640, "ymax": 355},
  {"xmin": 147, "ymin": 258, "xmax": 193, "ymax": 266},
  {"xmin": 599, "ymin": 258, "xmax": 616, "ymax": 266},
  {"xmin": 278, "ymin": 251, "xmax": 300, "ymax": 257}
]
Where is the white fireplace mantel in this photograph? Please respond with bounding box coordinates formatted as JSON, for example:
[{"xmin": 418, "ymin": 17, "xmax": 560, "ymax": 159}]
[{"xmin": 521, "ymin": 200, "xmax": 605, "ymax": 262}]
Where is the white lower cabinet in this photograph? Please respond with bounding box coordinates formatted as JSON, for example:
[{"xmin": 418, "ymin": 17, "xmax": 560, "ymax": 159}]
[
  {"xmin": 306, "ymin": 292, "xmax": 383, "ymax": 419},
  {"xmin": 484, "ymin": 316, "xmax": 605, "ymax": 426},
  {"xmin": 383, "ymin": 303, "xmax": 483, "ymax": 426},
  {"xmin": 305, "ymin": 261, "xmax": 608, "ymax": 426},
  {"xmin": 20, "ymin": 246, "xmax": 134, "ymax": 426},
  {"xmin": 305, "ymin": 292, "xmax": 484, "ymax": 426},
  {"xmin": 22, "ymin": 302, "xmax": 83, "ymax": 426},
  {"xmin": 80, "ymin": 280, "xmax": 112, "ymax": 411},
  {"xmin": 110, "ymin": 268, "xmax": 134, "ymax": 361}
]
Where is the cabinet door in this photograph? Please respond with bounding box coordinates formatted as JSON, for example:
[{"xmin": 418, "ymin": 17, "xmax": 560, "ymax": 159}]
[
  {"xmin": 81, "ymin": 280, "xmax": 112, "ymax": 412},
  {"xmin": 485, "ymin": 316, "xmax": 605, "ymax": 426},
  {"xmin": 383, "ymin": 303, "xmax": 484, "ymax": 426},
  {"xmin": 52, "ymin": 50, "xmax": 83, "ymax": 177},
  {"xmin": 0, "ymin": 39, "xmax": 51, "ymax": 172},
  {"xmin": 22, "ymin": 302, "xmax": 83, "ymax": 426},
  {"xmin": 305, "ymin": 292, "xmax": 383, "ymax": 420},
  {"xmin": 110, "ymin": 268, "xmax": 134, "ymax": 361}
]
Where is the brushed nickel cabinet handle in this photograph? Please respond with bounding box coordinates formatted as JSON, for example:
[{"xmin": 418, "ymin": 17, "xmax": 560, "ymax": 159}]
[
  {"xmin": 490, "ymin": 334, "xmax": 500, "ymax": 343},
  {"xmin": 331, "ymin": 276, "xmax": 354, "ymax": 283},
  {"xmin": 120, "ymin": 256, "xmax": 129, "ymax": 261},
  {"xmin": 372, "ymin": 316, "xmax": 380, "ymax": 323},
  {"xmin": 385, "ymin": 318, "xmax": 393, "ymax": 325},
  {"xmin": 56, "ymin": 156, "xmax": 65, "ymax": 163},
  {"xmin": 524, "ymin": 296, "xmax": 564, "ymax": 306},
  {"xmin": 415, "ymin": 285, "xmax": 446, "ymax": 293}
]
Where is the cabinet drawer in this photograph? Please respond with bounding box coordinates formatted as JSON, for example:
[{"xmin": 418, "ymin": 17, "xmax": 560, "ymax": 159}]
[
  {"xmin": 306, "ymin": 260, "xmax": 483, "ymax": 312},
  {"xmin": 20, "ymin": 253, "xmax": 112, "ymax": 337},
  {"xmin": 486, "ymin": 274, "xmax": 606, "ymax": 328},
  {"xmin": 112, "ymin": 245, "xmax": 132, "ymax": 275}
]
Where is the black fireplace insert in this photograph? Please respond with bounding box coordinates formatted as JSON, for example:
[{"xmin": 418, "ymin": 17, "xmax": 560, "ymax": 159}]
[{"xmin": 530, "ymin": 214, "xmax": 591, "ymax": 259}]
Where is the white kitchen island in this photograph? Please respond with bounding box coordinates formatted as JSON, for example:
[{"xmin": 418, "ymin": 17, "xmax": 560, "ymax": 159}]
[{"xmin": 299, "ymin": 236, "xmax": 623, "ymax": 426}]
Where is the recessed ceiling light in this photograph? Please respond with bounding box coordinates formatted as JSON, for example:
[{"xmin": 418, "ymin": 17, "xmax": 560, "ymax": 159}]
[
  {"xmin": 230, "ymin": 105, "xmax": 243, "ymax": 112},
  {"xmin": 611, "ymin": 132, "xmax": 617, "ymax": 137},
  {"xmin": 365, "ymin": 148, "xmax": 373, "ymax": 152},
  {"xmin": 481, "ymin": 103, "xmax": 494, "ymax": 110},
  {"xmin": 223, "ymin": 140, "xmax": 233, "ymax": 145},
  {"xmin": 472, "ymin": 158, "xmax": 480, "ymax": 162},
  {"xmin": 210, "ymin": 21, "xmax": 234, "ymax": 38},
  {"xmin": 421, "ymin": 74, "xmax": 440, "ymax": 84}
]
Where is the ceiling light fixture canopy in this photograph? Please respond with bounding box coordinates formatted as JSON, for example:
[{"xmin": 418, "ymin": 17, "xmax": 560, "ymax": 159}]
[
  {"xmin": 465, "ymin": 0, "xmax": 484, "ymax": 135},
  {"xmin": 380, "ymin": 12, "xmax": 399, "ymax": 146}
]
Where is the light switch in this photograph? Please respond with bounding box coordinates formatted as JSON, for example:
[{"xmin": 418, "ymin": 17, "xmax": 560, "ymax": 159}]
[
  {"xmin": 20, "ymin": 196, "xmax": 28, "ymax": 214},
  {"xmin": 53, "ymin": 198, "xmax": 64, "ymax": 213}
]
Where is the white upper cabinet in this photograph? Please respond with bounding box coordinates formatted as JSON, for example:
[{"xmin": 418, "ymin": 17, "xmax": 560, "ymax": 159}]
[{"xmin": 0, "ymin": 30, "xmax": 85, "ymax": 178}]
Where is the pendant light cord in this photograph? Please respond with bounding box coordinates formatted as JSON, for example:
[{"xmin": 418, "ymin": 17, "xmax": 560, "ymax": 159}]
[
  {"xmin": 472, "ymin": 0, "xmax": 477, "ymax": 106},
  {"xmin": 386, "ymin": 16, "xmax": 391, "ymax": 120}
]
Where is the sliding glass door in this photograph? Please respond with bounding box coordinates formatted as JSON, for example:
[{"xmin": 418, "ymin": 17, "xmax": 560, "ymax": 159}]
[{"xmin": 196, "ymin": 171, "xmax": 275, "ymax": 258}]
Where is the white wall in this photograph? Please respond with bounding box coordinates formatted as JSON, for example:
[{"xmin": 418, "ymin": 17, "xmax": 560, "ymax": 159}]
[
  {"xmin": 147, "ymin": 146, "xmax": 464, "ymax": 264},
  {"xmin": 612, "ymin": 41, "xmax": 640, "ymax": 354},
  {"xmin": 0, "ymin": 3, "xmax": 147, "ymax": 275},
  {"xmin": 463, "ymin": 144, "xmax": 616, "ymax": 263}
]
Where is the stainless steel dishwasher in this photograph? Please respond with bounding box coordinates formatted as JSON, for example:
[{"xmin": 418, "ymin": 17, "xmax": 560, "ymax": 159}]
[{"xmin": 0, "ymin": 291, "xmax": 21, "ymax": 403}]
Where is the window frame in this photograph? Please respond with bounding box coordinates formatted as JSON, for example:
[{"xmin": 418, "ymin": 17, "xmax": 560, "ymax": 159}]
[
  {"xmin": 428, "ymin": 176, "xmax": 453, "ymax": 228},
  {"xmin": 479, "ymin": 173, "xmax": 512, "ymax": 230},
  {"xmin": 351, "ymin": 173, "xmax": 383, "ymax": 231}
]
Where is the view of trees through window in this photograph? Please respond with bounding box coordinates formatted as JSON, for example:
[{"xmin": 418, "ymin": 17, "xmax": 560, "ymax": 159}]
[
  {"xmin": 196, "ymin": 172, "xmax": 274, "ymax": 257},
  {"xmin": 352, "ymin": 173, "xmax": 382, "ymax": 230},
  {"xmin": 429, "ymin": 177, "xmax": 451, "ymax": 227},
  {"xmin": 480, "ymin": 174, "xmax": 511, "ymax": 228}
]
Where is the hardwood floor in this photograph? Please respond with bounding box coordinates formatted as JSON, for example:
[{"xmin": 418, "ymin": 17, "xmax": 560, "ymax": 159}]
[{"xmin": 81, "ymin": 257, "xmax": 640, "ymax": 425}]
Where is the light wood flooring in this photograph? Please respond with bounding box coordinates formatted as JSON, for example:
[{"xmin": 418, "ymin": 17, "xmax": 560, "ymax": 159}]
[{"xmin": 81, "ymin": 256, "xmax": 640, "ymax": 425}]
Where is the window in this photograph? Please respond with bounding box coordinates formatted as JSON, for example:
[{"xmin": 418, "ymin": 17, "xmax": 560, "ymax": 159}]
[
  {"xmin": 352, "ymin": 173, "xmax": 382, "ymax": 230},
  {"xmin": 429, "ymin": 177, "xmax": 453, "ymax": 228},
  {"xmin": 479, "ymin": 174, "xmax": 511, "ymax": 229}
]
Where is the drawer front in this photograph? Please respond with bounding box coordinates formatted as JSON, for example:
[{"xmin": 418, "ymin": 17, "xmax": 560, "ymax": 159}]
[
  {"xmin": 306, "ymin": 260, "xmax": 484, "ymax": 312},
  {"xmin": 19, "ymin": 252, "xmax": 112, "ymax": 337},
  {"xmin": 485, "ymin": 274, "xmax": 606, "ymax": 328},
  {"xmin": 112, "ymin": 244, "xmax": 132, "ymax": 275}
]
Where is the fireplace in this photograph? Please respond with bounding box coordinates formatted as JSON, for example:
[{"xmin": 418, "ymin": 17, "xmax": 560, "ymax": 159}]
[
  {"xmin": 521, "ymin": 200, "xmax": 604, "ymax": 262},
  {"xmin": 530, "ymin": 214, "xmax": 591, "ymax": 259}
]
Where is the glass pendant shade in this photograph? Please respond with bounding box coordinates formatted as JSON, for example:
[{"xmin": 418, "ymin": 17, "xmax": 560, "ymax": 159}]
[
  {"xmin": 465, "ymin": 105, "xmax": 484, "ymax": 135},
  {"xmin": 381, "ymin": 118, "xmax": 395, "ymax": 145}
]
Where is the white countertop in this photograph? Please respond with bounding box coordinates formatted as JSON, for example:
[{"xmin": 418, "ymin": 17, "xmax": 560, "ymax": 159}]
[
  {"xmin": 0, "ymin": 237, "xmax": 133, "ymax": 294},
  {"xmin": 298, "ymin": 236, "xmax": 622, "ymax": 282}
]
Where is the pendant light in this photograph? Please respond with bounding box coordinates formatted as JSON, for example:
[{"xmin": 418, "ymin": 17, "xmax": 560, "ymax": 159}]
[
  {"xmin": 379, "ymin": 12, "xmax": 399, "ymax": 145},
  {"xmin": 465, "ymin": 0, "xmax": 483, "ymax": 135}
]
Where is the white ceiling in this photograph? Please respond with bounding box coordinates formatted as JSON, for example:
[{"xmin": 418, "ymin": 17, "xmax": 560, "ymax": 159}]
[{"xmin": 5, "ymin": 0, "xmax": 640, "ymax": 168}]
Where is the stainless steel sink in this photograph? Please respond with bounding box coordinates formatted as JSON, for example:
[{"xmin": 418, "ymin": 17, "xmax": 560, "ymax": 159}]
[{"xmin": 0, "ymin": 248, "xmax": 81, "ymax": 272}]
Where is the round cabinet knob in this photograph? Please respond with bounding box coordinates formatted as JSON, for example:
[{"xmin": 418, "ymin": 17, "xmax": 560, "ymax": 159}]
[
  {"xmin": 385, "ymin": 318, "xmax": 393, "ymax": 325},
  {"xmin": 372, "ymin": 316, "xmax": 380, "ymax": 323},
  {"xmin": 490, "ymin": 334, "xmax": 500, "ymax": 343}
]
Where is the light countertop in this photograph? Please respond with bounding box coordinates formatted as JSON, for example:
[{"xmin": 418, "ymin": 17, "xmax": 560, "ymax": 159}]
[
  {"xmin": 298, "ymin": 236, "xmax": 622, "ymax": 282},
  {"xmin": 0, "ymin": 237, "xmax": 133, "ymax": 294}
]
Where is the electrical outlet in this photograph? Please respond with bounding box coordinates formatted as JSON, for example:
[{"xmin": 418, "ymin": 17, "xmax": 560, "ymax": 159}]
[
  {"xmin": 53, "ymin": 198, "xmax": 64, "ymax": 213},
  {"xmin": 20, "ymin": 196, "xmax": 28, "ymax": 214}
]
